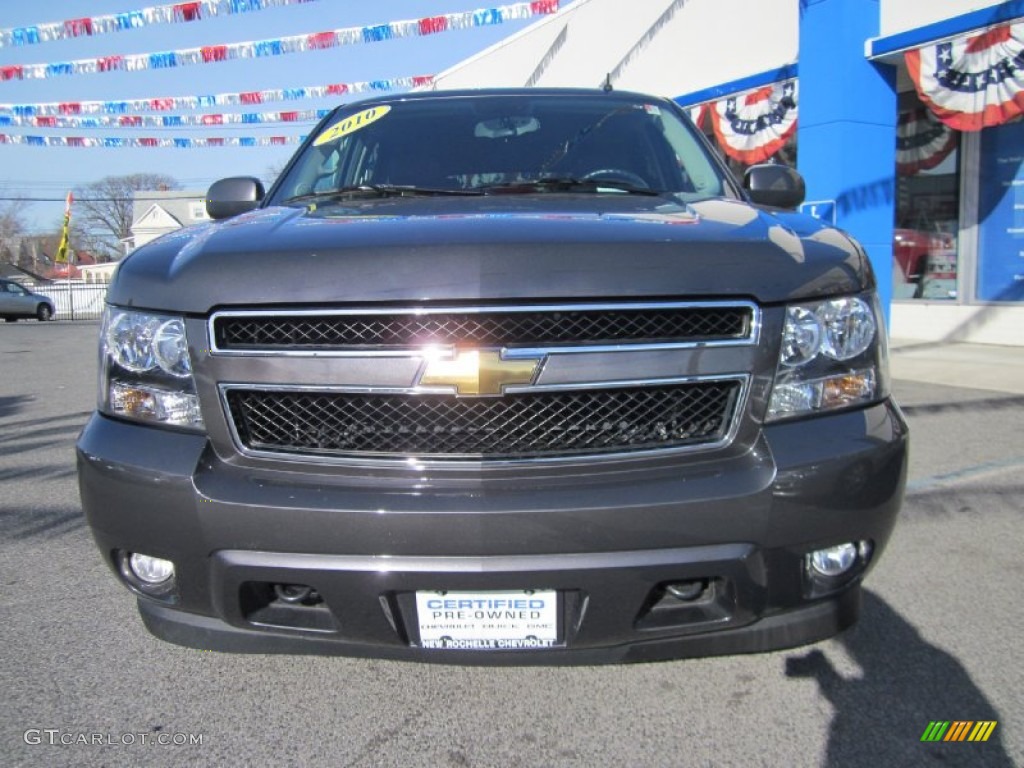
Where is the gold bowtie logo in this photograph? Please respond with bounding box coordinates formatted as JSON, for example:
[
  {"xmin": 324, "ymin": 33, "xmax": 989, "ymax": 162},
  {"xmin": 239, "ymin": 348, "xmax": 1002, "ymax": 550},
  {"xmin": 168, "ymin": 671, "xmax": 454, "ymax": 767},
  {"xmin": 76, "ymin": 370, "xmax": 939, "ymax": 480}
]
[{"xmin": 418, "ymin": 350, "xmax": 542, "ymax": 395}]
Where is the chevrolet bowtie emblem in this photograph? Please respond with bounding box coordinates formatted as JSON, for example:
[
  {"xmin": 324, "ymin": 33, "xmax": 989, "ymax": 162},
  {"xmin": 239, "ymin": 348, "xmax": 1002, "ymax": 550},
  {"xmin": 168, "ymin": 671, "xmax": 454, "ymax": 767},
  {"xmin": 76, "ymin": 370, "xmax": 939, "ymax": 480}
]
[{"xmin": 418, "ymin": 350, "xmax": 543, "ymax": 395}]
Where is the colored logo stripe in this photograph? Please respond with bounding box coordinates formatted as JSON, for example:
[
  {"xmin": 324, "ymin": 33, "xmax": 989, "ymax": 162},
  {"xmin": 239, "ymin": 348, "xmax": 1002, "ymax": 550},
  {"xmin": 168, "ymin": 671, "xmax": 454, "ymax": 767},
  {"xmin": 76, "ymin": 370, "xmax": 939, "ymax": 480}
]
[
  {"xmin": 921, "ymin": 721, "xmax": 997, "ymax": 742},
  {"xmin": 969, "ymin": 722, "xmax": 998, "ymax": 742},
  {"xmin": 945, "ymin": 721, "xmax": 973, "ymax": 741}
]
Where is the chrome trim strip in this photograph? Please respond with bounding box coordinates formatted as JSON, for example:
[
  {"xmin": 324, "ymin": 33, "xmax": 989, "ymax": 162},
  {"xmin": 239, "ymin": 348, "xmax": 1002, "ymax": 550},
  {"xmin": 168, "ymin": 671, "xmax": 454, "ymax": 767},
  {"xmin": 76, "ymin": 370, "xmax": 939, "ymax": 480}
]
[
  {"xmin": 221, "ymin": 543, "xmax": 752, "ymax": 573},
  {"xmin": 207, "ymin": 300, "xmax": 761, "ymax": 357},
  {"xmin": 217, "ymin": 374, "xmax": 750, "ymax": 467}
]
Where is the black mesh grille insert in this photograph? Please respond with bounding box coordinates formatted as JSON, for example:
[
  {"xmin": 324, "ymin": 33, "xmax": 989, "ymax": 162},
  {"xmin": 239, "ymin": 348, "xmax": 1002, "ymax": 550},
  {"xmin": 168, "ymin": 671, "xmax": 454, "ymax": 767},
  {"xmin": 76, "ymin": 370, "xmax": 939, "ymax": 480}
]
[
  {"xmin": 214, "ymin": 305, "xmax": 751, "ymax": 350},
  {"xmin": 226, "ymin": 381, "xmax": 741, "ymax": 460}
]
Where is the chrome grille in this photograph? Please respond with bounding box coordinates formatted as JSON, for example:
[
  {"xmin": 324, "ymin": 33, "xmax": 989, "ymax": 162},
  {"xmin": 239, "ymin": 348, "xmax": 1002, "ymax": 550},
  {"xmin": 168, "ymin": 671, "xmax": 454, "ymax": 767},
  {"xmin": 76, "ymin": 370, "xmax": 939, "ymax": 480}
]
[
  {"xmin": 225, "ymin": 381, "xmax": 742, "ymax": 460},
  {"xmin": 212, "ymin": 303, "xmax": 753, "ymax": 351}
]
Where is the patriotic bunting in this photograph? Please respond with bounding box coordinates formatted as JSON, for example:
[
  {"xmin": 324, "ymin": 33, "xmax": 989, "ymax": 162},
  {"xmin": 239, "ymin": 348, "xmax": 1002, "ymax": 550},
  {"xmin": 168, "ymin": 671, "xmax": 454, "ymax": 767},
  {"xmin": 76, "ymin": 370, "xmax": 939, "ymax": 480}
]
[
  {"xmin": 0, "ymin": 2, "xmax": 560, "ymax": 82},
  {"xmin": 0, "ymin": 75, "xmax": 433, "ymax": 118},
  {"xmin": 0, "ymin": 108, "xmax": 332, "ymax": 129},
  {"xmin": 0, "ymin": 134, "xmax": 304, "ymax": 148},
  {"xmin": 896, "ymin": 108, "xmax": 958, "ymax": 176},
  {"xmin": 687, "ymin": 103, "xmax": 707, "ymax": 130},
  {"xmin": 0, "ymin": 1, "xmax": 320, "ymax": 49},
  {"xmin": 906, "ymin": 21, "xmax": 1024, "ymax": 131},
  {"xmin": 709, "ymin": 80, "xmax": 798, "ymax": 165}
]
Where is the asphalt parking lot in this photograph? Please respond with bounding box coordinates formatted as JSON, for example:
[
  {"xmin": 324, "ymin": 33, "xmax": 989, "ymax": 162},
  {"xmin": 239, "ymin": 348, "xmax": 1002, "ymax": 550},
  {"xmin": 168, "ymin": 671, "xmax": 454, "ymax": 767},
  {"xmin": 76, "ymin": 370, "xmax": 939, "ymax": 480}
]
[{"xmin": 1, "ymin": 321, "xmax": 1022, "ymax": 768}]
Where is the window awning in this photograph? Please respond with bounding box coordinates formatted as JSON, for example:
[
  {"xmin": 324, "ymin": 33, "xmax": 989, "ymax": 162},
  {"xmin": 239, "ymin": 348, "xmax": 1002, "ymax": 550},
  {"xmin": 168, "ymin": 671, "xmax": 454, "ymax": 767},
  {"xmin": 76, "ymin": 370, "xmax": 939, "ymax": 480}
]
[{"xmin": 905, "ymin": 21, "xmax": 1024, "ymax": 131}]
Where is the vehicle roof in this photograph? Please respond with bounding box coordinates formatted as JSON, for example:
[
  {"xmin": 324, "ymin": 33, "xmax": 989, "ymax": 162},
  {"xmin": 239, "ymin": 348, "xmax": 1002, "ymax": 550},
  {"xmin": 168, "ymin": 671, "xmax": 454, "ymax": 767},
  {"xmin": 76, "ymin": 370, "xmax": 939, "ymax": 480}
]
[{"xmin": 338, "ymin": 87, "xmax": 675, "ymax": 108}]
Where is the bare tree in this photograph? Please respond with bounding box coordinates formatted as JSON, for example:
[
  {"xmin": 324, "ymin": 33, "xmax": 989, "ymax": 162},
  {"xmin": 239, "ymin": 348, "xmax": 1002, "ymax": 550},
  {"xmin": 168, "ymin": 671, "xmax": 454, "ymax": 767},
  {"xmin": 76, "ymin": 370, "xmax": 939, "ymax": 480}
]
[
  {"xmin": 73, "ymin": 173, "xmax": 179, "ymax": 260},
  {"xmin": 0, "ymin": 198, "xmax": 29, "ymax": 262},
  {"xmin": 264, "ymin": 162, "xmax": 286, "ymax": 187}
]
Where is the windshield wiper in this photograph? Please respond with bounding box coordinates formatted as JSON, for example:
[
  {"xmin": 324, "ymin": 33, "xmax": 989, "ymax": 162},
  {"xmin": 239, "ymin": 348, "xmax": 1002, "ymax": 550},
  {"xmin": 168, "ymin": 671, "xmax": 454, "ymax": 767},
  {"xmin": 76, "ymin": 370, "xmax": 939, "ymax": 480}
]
[
  {"xmin": 283, "ymin": 184, "xmax": 484, "ymax": 204},
  {"xmin": 480, "ymin": 177, "xmax": 662, "ymax": 196}
]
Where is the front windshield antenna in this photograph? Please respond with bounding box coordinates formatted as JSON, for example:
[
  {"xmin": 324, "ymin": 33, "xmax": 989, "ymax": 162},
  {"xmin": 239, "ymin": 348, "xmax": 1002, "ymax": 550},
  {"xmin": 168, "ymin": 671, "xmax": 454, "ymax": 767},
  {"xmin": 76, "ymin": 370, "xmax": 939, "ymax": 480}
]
[{"xmin": 602, "ymin": 74, "xmax": 614, "ymax": 93}]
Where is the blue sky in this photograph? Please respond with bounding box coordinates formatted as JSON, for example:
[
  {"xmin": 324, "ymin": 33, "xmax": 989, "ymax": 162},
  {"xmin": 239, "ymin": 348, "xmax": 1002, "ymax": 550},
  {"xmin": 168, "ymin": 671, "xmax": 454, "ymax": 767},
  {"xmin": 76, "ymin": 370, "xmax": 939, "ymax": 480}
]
[{"xmin": 0, "ymin": 1, "xmax": 566, "ymax": 233}]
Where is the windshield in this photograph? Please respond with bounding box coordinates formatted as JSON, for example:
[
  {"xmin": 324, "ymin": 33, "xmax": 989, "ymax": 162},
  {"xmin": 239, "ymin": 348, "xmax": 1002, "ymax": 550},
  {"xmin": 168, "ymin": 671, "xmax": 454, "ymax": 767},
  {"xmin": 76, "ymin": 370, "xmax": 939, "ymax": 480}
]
[{"xmin": 270, "ymin": 93, "xmax": 731, "ymax": 204}]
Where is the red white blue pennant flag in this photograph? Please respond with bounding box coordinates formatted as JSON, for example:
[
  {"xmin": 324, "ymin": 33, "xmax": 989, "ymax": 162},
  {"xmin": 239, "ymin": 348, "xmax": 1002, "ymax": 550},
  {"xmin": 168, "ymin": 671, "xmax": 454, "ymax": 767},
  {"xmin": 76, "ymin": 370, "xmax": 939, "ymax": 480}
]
[
  {"xmin": 905, "ymin": 21, "xmax": 1024, "ymax": 131},
  {"xmin": 710, "ymin": 80, "xmax": 797, "ymax": 165},
  {"xmin": 0, "ymin": 134, "xmax": 303, "ymax": 147},
  {"xmin": 896, "ymin": 108, "xmax": 958, "ymax": 176},
  {"xmin": 0, "ymin": 75, "xmax": 433, "ymax": 117},
  {"xmin": 0, "ymin": 0, "xmax": 319, "ymax": 49},
  {"xmin": 0, "ymin": 2, "xmax": 560, "ymax": 82}
]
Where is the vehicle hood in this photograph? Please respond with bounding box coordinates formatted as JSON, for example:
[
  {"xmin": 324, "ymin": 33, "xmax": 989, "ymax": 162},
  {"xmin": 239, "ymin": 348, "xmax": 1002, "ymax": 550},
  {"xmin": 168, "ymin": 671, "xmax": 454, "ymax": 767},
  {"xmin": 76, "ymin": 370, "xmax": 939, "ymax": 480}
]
[{"xmin": 109, "ymin": 195, "xmax": 872, "ymax": 313}]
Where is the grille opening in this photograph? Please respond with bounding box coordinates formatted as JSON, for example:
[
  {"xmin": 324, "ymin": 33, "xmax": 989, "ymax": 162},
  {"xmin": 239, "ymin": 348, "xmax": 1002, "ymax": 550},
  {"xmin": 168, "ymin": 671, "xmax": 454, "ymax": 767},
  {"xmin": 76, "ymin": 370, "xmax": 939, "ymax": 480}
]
[
  {"xmin": 213, "ymin": 304, "xmax": 753, "ymax": 351},
  {"xmin": 240, "ymin": 581, "xmax": 337, "ymax": 633},
  {"xmin": 226, "ymin": 380, "xmax": 741, "ymax": 460},
  {"xmin": 635, "ymin": 578, "xmax": 734, "ymax": 632}
]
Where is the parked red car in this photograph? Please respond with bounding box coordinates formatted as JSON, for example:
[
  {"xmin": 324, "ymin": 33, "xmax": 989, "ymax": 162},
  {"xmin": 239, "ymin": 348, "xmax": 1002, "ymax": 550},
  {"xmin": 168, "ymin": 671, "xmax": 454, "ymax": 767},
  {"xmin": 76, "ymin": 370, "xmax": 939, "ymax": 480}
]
[{"xmin": 894, "ymin": 228, "xmax": 957, "ymax": 299}]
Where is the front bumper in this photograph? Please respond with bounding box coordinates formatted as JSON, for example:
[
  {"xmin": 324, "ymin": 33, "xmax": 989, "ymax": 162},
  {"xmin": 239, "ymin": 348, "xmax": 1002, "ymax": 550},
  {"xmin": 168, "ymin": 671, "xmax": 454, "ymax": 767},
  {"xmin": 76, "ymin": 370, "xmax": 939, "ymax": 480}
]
[{"xmin": 77, "ymin": 400, "xmax": 907, "ymax": 664}]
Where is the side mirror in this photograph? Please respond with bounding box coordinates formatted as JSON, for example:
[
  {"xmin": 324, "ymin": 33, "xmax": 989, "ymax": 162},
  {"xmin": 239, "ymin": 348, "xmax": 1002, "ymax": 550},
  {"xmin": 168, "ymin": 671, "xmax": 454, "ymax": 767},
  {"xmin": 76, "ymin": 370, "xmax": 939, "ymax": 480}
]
[
  {"xmin": 743, "ymin": 164, "xmax": 805, "ymax": 210},
  {"xmin": 206, "ymin": 177, "xmax": 266, "ymax": 220}
]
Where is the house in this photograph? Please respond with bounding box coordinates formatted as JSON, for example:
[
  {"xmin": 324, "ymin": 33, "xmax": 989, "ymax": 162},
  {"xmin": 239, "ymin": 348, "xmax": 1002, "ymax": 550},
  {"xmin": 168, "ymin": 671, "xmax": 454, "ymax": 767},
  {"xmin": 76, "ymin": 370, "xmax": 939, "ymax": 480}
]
[{"xmin": 128, "ymin": 190, "xmax": 210, "ymax": 253}]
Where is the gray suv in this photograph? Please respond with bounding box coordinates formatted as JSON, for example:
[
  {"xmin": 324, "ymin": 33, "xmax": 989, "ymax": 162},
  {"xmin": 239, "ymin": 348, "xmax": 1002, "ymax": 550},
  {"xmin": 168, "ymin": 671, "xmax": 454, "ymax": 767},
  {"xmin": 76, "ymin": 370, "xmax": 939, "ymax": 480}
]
[{"xmin": 77, "ymin": 89, "xmax": 907, "ymax": 663}]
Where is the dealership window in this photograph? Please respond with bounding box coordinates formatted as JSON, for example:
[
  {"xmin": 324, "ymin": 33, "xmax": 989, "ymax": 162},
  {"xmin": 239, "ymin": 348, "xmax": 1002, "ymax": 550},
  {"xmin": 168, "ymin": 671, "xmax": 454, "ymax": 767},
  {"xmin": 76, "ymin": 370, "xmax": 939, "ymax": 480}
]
[
  {"xmin": 975, "ymin": 115, "xmax": 1024, "ymax": 303},
  {"xmin": 893, "ymin": 91, "xmax": 961, "ymax": 301}
]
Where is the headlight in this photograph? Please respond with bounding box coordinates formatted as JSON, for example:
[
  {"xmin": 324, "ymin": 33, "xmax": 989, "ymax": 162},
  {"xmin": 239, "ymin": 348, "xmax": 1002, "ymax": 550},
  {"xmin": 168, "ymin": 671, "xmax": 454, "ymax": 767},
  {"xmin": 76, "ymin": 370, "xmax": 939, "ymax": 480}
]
[
  {"xmin": 767, "ymin": 294, "xmax": 888, "ymax": 421},
  {"xmin": 100, "ymin": 307, "xmax": 204, "ymax": 430}
]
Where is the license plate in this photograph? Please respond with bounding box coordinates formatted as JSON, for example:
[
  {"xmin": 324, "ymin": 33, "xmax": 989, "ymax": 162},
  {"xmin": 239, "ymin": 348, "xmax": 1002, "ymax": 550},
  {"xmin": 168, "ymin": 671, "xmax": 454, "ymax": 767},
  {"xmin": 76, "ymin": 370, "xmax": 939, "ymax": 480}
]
[{"xmin": 415, "ymin": 590, "xmax": 559, "ymax": 650}]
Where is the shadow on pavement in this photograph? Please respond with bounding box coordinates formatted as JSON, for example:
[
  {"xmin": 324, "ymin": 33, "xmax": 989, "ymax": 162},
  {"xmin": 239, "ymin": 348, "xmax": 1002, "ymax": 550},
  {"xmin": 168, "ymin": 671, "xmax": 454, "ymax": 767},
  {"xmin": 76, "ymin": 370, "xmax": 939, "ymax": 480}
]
[
  {"xmin": 0, "ymin": 394, "xmax": 33, "ymax": 420},
  {"xmin": 0, "ymin": 504, "xmax": 85, "ymax": 541},
  {"xmin": 900, "ymin": 394, "xmax": 1024, "ymax": 417},
  {"xmin": 0, "ymin": 412, "xmax": 90, "ymax": 460},
  {"xmin": 0, "ymin": 410, "xmax": 89, "ymax": 540},
  {"xmin": 786, "ymin": 591, "xmax": 1011, "ymax": 767}
]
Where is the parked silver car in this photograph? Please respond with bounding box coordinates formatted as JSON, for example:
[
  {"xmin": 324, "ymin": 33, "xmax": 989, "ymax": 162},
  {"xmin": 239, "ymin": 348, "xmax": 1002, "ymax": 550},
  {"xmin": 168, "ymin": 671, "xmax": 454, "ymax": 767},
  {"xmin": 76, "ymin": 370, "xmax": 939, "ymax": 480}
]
[{"xmin": 0, "ymin": 279, "xmax": 55, "ymax": 322}]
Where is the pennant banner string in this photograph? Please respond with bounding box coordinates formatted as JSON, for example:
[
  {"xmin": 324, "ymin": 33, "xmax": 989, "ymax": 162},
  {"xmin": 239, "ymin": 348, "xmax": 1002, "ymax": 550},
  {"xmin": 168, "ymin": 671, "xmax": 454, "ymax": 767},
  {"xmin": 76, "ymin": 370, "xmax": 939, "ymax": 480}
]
[
  {"xmin": 0, "ymin": 1, "xmax": 560, "ymax": 83},
  {"xmin": 0, "ymin": 108, "xmax": 331, "ymax": 130},
  {"xmin": 0, "ymin": 74, "xmax": 433, "ymax": 118},
  {"xmin": 0, "ymin": 133, "xmax": 305, "ymax": 148},
  {"xmin": 0, "ymin": 0, "xmax": 320, "ymax": 50}
]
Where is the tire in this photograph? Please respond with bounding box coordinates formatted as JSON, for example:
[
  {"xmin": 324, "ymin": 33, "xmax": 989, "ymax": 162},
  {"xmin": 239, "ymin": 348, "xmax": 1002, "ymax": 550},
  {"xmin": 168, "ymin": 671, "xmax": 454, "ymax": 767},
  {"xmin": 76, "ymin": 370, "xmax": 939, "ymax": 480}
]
[
  {"xmin": 4, "ymin": 317, "xmax": 16, "ymax": 322},
  {"xmin": 36, "ymin": 304, "xmax": 53, "ymax": 321}
]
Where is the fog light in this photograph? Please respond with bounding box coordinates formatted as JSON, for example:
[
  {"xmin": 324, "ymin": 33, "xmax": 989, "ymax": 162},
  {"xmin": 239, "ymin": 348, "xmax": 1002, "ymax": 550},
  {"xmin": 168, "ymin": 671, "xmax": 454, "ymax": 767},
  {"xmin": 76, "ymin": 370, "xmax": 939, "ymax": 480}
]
[
  {"xmin": 128, "ymin": 553, "xmax": 175, "ymax": 584},
  {"xmin": 665, "ymin": 579, "xmax": 708, "ymax": 601},
  {"xmin": 274, "ymin": 583, "xmax": 315, "ymax": 604},
  {"xmin": 809, "ymin": 543, "xmax": 858, "ymax": 577}
]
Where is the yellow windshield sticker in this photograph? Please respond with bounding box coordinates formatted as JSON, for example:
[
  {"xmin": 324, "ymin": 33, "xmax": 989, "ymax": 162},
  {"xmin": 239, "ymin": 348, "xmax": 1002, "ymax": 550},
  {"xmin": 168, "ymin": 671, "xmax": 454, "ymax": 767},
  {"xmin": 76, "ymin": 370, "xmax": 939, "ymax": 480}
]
[{"xmin": 313, "ymin": 105, "xmax": 391, "ymax": 146}]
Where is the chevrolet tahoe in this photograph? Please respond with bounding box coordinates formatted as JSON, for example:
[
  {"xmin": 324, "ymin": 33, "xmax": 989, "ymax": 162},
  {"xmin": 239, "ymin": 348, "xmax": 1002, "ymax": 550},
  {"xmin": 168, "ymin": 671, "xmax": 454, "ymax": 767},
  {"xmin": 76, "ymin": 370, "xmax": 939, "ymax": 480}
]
[{"xmin": 76, "ymin": 88, "xmax": 907, "ymax": 664}]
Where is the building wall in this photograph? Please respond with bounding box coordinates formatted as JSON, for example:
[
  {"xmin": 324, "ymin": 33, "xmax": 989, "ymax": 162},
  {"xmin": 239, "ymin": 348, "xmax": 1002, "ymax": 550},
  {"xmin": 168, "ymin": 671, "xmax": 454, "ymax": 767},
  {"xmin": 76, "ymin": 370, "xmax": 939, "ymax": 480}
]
[
  {"xmin": 892, "ymin": 302, "xmax": 1022, "ymax": 346},
  {"xmin": 612, "ymin": 0, "xmax": 796, "ymax": 97},
  {"xmin": 430, "ymin": 0, "xmax": 796, "ymax": 98},
  {"xmin": 878, "ymin": 0, "xmax": 1007, "ymax": 37}
]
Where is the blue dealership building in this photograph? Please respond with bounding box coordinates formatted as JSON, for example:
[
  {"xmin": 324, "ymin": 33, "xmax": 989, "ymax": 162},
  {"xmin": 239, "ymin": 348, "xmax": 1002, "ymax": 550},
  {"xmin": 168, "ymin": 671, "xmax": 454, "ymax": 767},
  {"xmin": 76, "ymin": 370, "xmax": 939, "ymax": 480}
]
[{"xmin": 429, "ymin": 0, "xmax": 1024, "ymax": 345}]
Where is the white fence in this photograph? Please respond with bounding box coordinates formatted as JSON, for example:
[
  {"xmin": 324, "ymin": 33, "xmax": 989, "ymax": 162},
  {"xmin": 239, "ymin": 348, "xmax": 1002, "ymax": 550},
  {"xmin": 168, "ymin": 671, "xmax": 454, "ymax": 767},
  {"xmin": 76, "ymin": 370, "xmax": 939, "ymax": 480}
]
[{"xmin": 32, "ymin": 282, "xmax": 108, "ymax": 321}]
